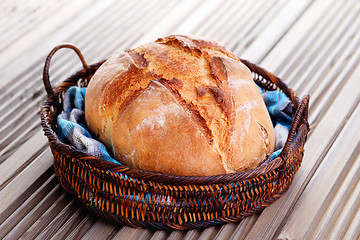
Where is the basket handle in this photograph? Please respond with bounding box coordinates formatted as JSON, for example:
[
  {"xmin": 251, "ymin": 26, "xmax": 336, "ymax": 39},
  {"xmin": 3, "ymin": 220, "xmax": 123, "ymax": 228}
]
[
  {"xmin": 281, "ymin": 94, "xmax": 310, "ymax": 161},
  {"xmin": 43, "ymin": 44, "xmax": 89, "ymax": 97}
]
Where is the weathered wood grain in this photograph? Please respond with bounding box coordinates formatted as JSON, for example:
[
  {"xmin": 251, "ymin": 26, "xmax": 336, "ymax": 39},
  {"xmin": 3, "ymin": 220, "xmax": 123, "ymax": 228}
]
[
  {"xmin": 279, "ymin": 98, "xmax": 360, "ymax": 239},
  {"xmin": 308, "ymin": 148, "xmax": 360, "ymax": 239},
  {"xmin": 0, "ymin": 0, "xmax": 359, "ymax": 239},
  {"xmin": 245, "ymin": 59, "xmax": 360, "ymax": 240}
]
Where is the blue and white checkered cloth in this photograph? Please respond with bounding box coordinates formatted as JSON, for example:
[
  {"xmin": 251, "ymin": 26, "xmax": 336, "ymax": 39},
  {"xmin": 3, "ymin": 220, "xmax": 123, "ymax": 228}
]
[
  {"xmin": 57, "ymin": 87, "xmax": 121, "ymax": 164},
  {"xmin": 57, "ymin": 85, "xmax": 293, "ymax": 165}
]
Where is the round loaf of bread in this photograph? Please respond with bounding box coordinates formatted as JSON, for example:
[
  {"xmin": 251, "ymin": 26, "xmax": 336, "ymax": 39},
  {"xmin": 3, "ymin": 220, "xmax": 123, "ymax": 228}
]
[{"xmin": 85, "ymin": 35, "xmax": 275, "ymax": 176}]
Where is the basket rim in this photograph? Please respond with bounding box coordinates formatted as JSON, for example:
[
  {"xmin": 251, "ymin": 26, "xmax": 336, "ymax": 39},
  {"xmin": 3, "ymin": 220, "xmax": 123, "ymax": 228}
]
[{"xmin": 40, "ymin": 58, "xmax": 310, "ymax": 186}]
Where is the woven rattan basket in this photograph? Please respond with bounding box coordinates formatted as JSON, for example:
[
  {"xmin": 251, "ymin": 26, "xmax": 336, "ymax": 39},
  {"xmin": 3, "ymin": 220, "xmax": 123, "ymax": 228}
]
[{"xmin": 40, "ymin": 44, "xmax": 310, "ymax": 230}]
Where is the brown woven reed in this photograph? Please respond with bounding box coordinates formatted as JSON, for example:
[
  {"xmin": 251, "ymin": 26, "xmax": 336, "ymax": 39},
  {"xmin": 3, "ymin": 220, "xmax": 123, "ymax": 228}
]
[{"xmin": 40, "ymin": 44, "xmax": 310, "ymax": 230}]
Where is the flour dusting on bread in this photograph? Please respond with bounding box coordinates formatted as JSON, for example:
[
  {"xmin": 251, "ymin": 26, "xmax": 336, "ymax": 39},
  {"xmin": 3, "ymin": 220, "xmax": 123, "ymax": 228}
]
[{"xmin": 85, "ymin": 35, "xmax": 275, "ymax": 176}]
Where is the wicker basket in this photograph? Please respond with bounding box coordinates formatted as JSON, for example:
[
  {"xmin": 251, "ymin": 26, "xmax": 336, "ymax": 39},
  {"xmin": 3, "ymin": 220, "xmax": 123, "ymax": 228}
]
[{"xmin": 40, "ymin": 44, "xmax": 310, "ymax": 230}]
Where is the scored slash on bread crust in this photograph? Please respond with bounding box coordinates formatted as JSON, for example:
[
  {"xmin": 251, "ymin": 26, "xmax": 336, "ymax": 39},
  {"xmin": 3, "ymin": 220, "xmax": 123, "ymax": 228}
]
[
  {"xmin": 85, "ymin": 35, "xmax": 275, "ymax": 176},
  {"xmin": 157, "ymin": 77, "xmax": 214, "ymax": 145}
]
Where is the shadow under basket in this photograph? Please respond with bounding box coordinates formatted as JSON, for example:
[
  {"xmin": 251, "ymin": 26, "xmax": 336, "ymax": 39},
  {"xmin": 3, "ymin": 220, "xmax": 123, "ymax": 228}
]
[{"xmin": 40, "ymin": 44, "xmax": 310, "ymax": 230}]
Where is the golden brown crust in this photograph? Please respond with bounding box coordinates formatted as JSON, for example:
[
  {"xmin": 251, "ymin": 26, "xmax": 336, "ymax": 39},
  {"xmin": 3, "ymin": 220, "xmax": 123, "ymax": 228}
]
[
  {"xmin": 208, "ymin": 55, "xmax": 236, "ymax": 132},
  {"xmin": 158, "ymin": 78, "xmax": 214, "ymax": 144},
  {"xmin": 85, "ymin": 35, "xmax": 275, "ymax": 176},
  {"xmin": 111, "ymin": 81, "xmax": 225, "ymax": 176}
]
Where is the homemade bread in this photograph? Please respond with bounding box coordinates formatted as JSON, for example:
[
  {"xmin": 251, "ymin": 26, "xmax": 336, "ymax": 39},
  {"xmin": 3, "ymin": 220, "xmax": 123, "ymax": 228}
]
[{"xmin": 85, "ymin": 35, "xmax": 275, "ymax": 176}]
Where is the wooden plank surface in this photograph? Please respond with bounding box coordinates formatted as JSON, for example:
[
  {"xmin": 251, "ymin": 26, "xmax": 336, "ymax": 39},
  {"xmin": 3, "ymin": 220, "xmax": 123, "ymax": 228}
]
[{"xmin": 0, "ymin": 0, "xmax": 359, "ymax": 239}]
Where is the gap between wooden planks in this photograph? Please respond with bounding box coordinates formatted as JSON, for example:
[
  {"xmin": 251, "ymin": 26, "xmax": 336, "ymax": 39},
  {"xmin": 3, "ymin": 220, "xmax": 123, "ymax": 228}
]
[{"xmin": 0, "ymin": 0, "xmax": 97, "ymax": 70}]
